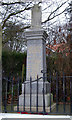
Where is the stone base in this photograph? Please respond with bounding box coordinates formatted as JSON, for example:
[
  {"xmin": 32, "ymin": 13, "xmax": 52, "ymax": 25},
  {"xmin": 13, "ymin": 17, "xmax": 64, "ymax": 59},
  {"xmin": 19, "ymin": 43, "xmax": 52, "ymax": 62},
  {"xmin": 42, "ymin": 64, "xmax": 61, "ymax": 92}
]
[
  {"xmin": 19, "ymin": 93, "xmax": 53, "ymax": 107},
  {"xmin": 14, "ymin": 103, "xmax": 56, "ymax": 112},
  {"xmin": 22, "ymin": 80, "xmax": 50, "ymax": 94}
]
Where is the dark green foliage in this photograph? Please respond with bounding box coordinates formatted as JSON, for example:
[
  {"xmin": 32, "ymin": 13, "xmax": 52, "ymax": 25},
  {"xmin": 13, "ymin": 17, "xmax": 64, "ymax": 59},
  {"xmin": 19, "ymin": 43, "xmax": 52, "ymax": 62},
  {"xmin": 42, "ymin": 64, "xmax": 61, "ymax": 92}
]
[
  {"xmin": 2, "ymin": 50, "xmax": 27, "ymax": 78},
  {"xmin": 2, "ymin": 50, "xmax": 27, "ymax": 104},
  {"xmin": 46, "ymin": 53, "xmax": 58, "ymax": 74}
]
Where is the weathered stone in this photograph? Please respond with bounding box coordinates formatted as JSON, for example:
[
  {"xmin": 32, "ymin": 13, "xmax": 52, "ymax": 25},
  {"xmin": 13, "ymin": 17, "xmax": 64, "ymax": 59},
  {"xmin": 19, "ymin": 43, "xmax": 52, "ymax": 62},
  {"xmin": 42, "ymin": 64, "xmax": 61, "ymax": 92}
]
[
  {"xmin": 14, "ymin": 103, "xmax": 56, "ymax": 112},
  {"xmin": 22, "ymin": 80, "xmax": 50, "ymax": 94},
  {"xmin": 19, "ymin": 5, "xmax": 52, "ymax": 108},
  {"xmin": 19, "ymin": 93, "xmax": 53, "ymax": 107},
  {"xmin": 25, "ymin": 29, "xmax": 48, "ymax": 81},
  {"xmin": 31, "ymin": 4, "xmax": 42, "ymax": 28}
]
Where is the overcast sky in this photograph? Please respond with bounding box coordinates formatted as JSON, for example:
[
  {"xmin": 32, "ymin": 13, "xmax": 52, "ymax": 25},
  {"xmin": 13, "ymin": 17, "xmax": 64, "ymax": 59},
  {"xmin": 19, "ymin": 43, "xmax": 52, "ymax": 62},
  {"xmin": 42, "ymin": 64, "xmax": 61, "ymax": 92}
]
[{"xmin": 0, "ymin": 0, "xmax": 71, "ymax": 28}]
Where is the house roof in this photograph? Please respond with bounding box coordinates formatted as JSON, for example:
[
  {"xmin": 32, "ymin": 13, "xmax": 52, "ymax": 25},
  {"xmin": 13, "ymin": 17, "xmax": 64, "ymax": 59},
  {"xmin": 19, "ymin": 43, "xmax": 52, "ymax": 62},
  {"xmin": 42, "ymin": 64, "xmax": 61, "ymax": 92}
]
[{"xmin": 46, "ymin": 43, "xmax": 70, "ymax": 56}]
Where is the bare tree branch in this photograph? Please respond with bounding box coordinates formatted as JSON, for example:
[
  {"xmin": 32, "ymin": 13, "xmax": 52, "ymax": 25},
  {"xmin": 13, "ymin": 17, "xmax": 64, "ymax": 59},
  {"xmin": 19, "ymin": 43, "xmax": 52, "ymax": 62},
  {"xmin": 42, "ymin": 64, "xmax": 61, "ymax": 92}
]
[
  {"xmin": 21, "ymin": 25, "xmax": 30, "ymax": 30},
  {"xmin": 42, "ymin": 4, "xmax": 52, "ymax": 11},
  {"xmin": 49, "ymin": 9, "xmax": 66, "ymax": 21},
  {"xmin": 42, "ymin": 0, "xmax": 69, "ymax": 24},
  {"xmin": 2, "ymin": 1, "xmax": 42, "ymax": 29},
  {"xmin": 1, "ymin": 1, "xmax": 42, "ymax": 6},
  {"xmin": 1, "ymin": 2, "xmax": 25, "ymax": 5},
  {"xmin": 2, "ymin": 4, "xmax": 32, "ymax": 29},
  {"xmin": 42, "ymin": 8, "xmax": 66, "ymax": 24}
]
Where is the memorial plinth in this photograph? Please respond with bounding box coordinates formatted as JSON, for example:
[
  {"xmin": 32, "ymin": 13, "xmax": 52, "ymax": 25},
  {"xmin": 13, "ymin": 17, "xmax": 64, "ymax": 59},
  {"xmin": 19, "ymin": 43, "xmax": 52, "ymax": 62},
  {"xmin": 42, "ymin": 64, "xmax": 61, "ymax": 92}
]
[
  {"xmin": 26, "ymin": 29, "xmax": 47, "ymax": 81},
  {"xmin": 19, "ymin": 4, "xmax": 53, "ymax": 108}
]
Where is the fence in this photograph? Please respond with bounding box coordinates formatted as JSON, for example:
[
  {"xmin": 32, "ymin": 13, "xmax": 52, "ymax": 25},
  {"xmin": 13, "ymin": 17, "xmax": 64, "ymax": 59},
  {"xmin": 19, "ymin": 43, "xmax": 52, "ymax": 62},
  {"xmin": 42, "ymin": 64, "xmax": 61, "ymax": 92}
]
[{"xmin": 2, "ymin": 72, "xmax": 72, "ymax": 115}]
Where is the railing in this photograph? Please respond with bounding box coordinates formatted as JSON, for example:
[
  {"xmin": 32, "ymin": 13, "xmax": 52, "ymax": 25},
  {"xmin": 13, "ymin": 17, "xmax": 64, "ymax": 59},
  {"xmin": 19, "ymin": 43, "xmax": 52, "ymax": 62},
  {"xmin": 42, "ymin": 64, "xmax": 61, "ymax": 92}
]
[{"xmin": 2, "ymin": 73, "xmax": 72, "ymax": 115}]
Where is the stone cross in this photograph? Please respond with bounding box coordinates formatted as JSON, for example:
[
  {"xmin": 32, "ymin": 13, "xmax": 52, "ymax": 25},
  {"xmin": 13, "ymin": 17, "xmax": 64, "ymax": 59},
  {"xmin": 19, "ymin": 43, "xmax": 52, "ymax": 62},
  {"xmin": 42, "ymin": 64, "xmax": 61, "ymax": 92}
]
[{"xmin": 31, "ymin": 4, "xmax": 42, "ymax": 28}]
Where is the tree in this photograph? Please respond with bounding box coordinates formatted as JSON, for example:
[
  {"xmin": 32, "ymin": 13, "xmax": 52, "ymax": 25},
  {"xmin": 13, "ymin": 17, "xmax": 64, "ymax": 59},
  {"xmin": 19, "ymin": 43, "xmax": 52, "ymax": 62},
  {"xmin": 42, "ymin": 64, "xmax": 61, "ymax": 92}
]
[
  {"xmin": 1, "ymin": 0, "xmax": 70, "ymax": 52},
  {"xmin": 2, "ymin": 50, "xmax": 27, "ymax": 77},
  {"xmin": 66, "ymin": 1, "xmax": 72, "ymax": 73},
  {"xmin": 1, "ymin": 0, "xmax": 71, "ymax": 74},
  {"xmin": 46, "ymin": 21, "xmax": 71, "ymax": 75},
  {"xmin": 1, "ymin": 0, "xmax": 69, "ymax": 29},
  {"xmin": 2, "ymin": 21, "xmax": 26, "ymax": 52}
]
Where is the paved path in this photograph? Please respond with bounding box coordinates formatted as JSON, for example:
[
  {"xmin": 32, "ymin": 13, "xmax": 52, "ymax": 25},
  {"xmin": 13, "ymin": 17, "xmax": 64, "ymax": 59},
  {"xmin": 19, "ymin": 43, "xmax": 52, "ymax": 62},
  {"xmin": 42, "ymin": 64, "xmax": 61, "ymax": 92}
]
[{"xmin": 0, "ymin": 113, "xmax": 71, "ymax": 120}]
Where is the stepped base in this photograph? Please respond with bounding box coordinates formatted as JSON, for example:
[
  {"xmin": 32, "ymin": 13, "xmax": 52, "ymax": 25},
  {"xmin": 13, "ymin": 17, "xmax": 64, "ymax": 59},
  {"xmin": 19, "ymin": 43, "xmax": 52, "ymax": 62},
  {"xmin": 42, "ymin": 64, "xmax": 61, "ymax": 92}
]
[
  {"xmin": 19, "ymin": 93, "xmax": 53, "ymax": 107},
  {"xmin": 14, "ymin": 103, "xmax": 56, "ymax": 112},
  {"xmin": 22, "ymin": 80, "xmax": 50, "ymax": 94}
]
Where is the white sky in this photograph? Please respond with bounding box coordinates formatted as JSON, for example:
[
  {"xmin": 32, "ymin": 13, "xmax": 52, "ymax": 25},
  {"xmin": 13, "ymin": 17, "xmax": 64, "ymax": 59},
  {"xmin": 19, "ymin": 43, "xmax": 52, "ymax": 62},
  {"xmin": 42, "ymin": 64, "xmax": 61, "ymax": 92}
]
[{"xmin": 0, "ymin": 0, "xmax": 71, "ymax": 28}]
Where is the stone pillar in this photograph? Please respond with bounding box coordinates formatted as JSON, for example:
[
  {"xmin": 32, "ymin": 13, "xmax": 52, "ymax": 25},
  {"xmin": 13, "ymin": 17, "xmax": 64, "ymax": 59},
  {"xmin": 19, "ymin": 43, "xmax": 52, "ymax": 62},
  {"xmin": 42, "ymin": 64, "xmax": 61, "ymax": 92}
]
[
  {"xmin": 19, "ymin": 5, "xmax": 52, "ymax": 108},
  {"xmin": 25, "ymin": 29, "xmax": 47, "ymax": 81},
  {"xmin": 26, "ymin": 4, "xmax": 47, "ymax": 80},
  {"xmin": 0, "ymin": 25, "xmax": 2, "ymax": 112}
]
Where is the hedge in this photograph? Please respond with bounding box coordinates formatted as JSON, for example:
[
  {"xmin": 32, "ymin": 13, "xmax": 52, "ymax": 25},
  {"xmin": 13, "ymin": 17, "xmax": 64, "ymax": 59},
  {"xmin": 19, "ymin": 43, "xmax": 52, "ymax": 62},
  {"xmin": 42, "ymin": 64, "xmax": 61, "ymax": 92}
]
[{"xmin": 2, "ymin": 50, "xmax": 27, "ymax": 78}]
